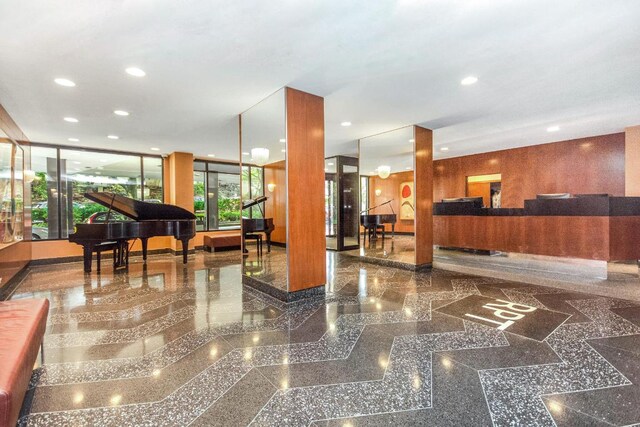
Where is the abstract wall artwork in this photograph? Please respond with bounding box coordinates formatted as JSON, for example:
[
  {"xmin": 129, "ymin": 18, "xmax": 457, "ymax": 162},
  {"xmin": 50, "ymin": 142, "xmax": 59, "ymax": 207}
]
[{"xmin": 400, "ymin": 181, "xmax": 414, "ymax": 220}]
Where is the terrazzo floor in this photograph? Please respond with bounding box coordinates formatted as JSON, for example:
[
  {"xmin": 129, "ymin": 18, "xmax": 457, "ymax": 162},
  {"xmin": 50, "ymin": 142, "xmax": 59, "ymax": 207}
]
[
  {"xmin": 343, "ymin": 235, "xmax": 417, "ymax": 268},
  {"xmin": 11, "ymin": 249, "xmax": 640, "ymax": 426}
]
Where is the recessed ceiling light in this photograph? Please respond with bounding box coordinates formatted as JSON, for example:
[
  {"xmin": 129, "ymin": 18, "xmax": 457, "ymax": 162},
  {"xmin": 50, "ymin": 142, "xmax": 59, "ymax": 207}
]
[
  {"xmin": 281, "ymin": 149, "xmax": 286, "ymax": 153},
  {"xmin": 207, "ymin": 154, "xmax": 216, "ymax": 157},
  {"xmin": 547, "ymin": 126, "xmax": 560, "ymax": 132},
  {"xmin": 150, "ymin": 147, "xmax": 160, "ymax": 151},
  {"xmin": 107, "ymin": 135, "xmax": 119, "ymax": 140},
  {"xmin": 54, "ymin": 78, "xmax": 76, "ymax": 87},
  {"xmin": 340, "ymin": 121, "xmax": 352, "ymax": 127},
  {"xmin": 279, "ymin": 138, "xmax": 286, "ymax": 143},
  {"xmin": 63, "ymin": 117, "xmax": 78, "ymax": 123},
  {"xmin": 73, "ymin": 161, "xmax": 81, "ymax": 165},
  {"xmin": 328, "ymin": 162, "xmax": 334, "ymax": 166},
  {"xmin": 68, "ymin": 138, "xmax": 79, "ymax": 142},
  {"xmin": 114, "ymin": 110, "xmax": 130, "ymax": 116},
  {"xmin": 242, "ymin": 152, "xmax": 249, "ymax": 156},
  {"xmin": 405, "ymin": 167, "xmax": 411, "ymax": 170},
  {"xmin": 95, "ymin": 171, "xmax": 102, "ymax": 175},
  {"xmin": 125, "ymin": 67, "xmax": 146, "ymax": 77},
  {"xmin": 99, "ymin": 159, "xmax": 108, "ymax": 163},
  {"xmin": 440, "ymin": 147, "xmax": 449, "ymax": 151},
  {"xmin": 461, "ymin": 76, "xmax": 478, "ymax": 86},
  {"xmin": 409, "ymin": 139, "xmax": 415, "ymax": 143}
]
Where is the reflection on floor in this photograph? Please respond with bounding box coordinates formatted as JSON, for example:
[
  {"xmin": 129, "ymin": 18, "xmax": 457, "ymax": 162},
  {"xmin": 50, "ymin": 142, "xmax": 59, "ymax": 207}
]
[
  {"xmin": 434, "ymin": 248, "xmax": 640, "ymax": 303},
  {"xmin": 11, "ymin": 249, "xmax": 640, "ymax": 426},
  {"xmin": 326, "ymin": 236, "xmax": 358, "ymax": 250},
  {"xmin": 343, "ymin": 235, "xmax": 417, "ymax": 269}
]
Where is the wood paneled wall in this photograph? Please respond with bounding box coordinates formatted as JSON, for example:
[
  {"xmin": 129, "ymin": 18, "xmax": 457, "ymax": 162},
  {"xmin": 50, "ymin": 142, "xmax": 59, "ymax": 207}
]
[
  {"xmin": 369, "ymin": 171, "xmax": 414, "ymax": 233},
  {"xmin": 286, "ymin": 87, "xmax": 326, "ymax": 292},
  {"xmin": 434, "ymin": 133, "xmax": 625, "ymax": 208},
  {"xmin": 264, "ymin": 160, "xmax": 286, "ymax": 244},
  {"xmin": 625, "ymin": 126, "xmax": 640, "ymax": 196},
  {"xmin": 414, "ymin": 126, "xmax": 433, "ymax": 266}
]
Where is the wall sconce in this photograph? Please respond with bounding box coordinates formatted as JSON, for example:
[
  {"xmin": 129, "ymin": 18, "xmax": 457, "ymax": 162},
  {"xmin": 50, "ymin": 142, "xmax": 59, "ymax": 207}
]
[
  {"xmin": 377, "ymin": 165, "xmax": 391, "ymax": 179},
  {"xmin": 267, "ymin": 183, "xmax": 276, "ymax": 193},
  {"xmin": 375, "ymin": 189, "xmax": 382, "ymax": 197}
]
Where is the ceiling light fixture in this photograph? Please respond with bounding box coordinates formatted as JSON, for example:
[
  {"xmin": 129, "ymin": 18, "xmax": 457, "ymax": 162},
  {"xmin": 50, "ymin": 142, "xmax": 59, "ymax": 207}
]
[
  {"xmin": 547, "ymin": 126, "xmax": 560, "ymax": 132},
  {"xmin": 251, "ymin": 147, "xmax": 270, "ymax": 165},
  {"xmin": 461, "ymin": 76, "xmax": 478, "ymax": 86},
  {"xmin": 279, "ymin": 138, "xmax": 286, "ymax": 143},
  {"xmin": 114, "ymin": 110, "xmax": 130, "ymax": 116},
  {"xmin": 150, "ymin": 147, "xmax": 160, "ymax": 151},
  {"xmin": 377, "ymin": 165, "xmax": 391, "ymax": 179},
  {"xmin": 242, "ymin": 152, "xmax": 249, "ymax": 156},
  {"xmin": 54, "ymin": 78, "xmax": 76, "ymax": 87},
  {"xmin": 125, "ymin": 67, "xmax": 146, "ymax": 77},
  {"xmin": 63, "ymin": 117, "xmax": 78, "ymax": 123},
  {"xmin": 328, "ymin": 162, "xmax": 334, "ymax": 166},
  {"xmin": 207, "ymin": 154, "xmax": 216, "ymax": 157},
  {"xmin": 68, "ymin": 138, "xmax": 79, "ymax": 142},
  {"xmin": 281, "ymin": 149, "xmax": 286, "ymax": 153},
  {"xmin": 340, "ymin": 121, "xmax": 352, "ymax": 127},
  {"xmin": 107, "ymin": 135, "xmax": 119, "ymax": 140},
  {"xmin": 409, "ymin": 139, "xmax": 415, "ymax": 143},
  {"xmin": 440, "ymin": 147, "xmax": 449, "ymax": 151}
]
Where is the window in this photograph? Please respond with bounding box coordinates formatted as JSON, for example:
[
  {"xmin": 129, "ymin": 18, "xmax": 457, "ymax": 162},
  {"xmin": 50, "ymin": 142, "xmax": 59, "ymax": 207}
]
[
  {"xmin": 194, "ymin": 161, "xmax": 261, "ymax": 231},
  {"xmin": 241, "ymin": 166, "xmax": 264, "ymax": 219},
  {"xmin": 30, "ymin": 144, "xmax": 162, "ymax": 240},
  {"xmin": 360, "ymin": 176, "xmax": 369, "ymax": 213}
]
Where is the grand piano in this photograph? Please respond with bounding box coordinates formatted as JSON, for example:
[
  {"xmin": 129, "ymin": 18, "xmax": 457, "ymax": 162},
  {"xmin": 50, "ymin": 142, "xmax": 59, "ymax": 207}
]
[
  {"xmin": 241, "ymin": 195, "xmax": 275, "ymax": 253},
  {"xmin": 69, "ymin": 192, "xmax": 197, "ymax": 273},
  {"xmin": 360, "ymin": 200, "xmax": 397, "ymax": 244}
]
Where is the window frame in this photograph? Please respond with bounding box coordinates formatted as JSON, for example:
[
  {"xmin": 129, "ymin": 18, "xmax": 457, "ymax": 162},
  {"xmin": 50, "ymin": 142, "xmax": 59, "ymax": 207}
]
[
  {"xmin": 30, "ymin": 142, "xmax": 164, "ymax": 241},
  {"xmin": 194, "ymin": 160, "xmax": 264, "ymax": 232}
]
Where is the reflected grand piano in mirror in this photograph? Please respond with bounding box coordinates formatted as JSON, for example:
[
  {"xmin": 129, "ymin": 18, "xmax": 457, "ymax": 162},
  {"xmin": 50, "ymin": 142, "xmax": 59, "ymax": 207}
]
[
  {"xmin": 69, "ymin": 192, "xmax": 197, "ymax": 272},
  {"xmin": 360, "ymin": 200, "xmax": 397, "ymax": 244},
  {"xmin": 241, "ymin": 195, "xmax": 275, "ymax": 253}
]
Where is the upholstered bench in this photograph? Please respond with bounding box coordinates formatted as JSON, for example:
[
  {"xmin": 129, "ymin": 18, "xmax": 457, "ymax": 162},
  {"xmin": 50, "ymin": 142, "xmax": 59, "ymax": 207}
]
[
  {"xmin": 203, "ymin": 234, "xmax": 242, "ymax": 252},
  {"xmin": 0, "ymin": 298, "xmax": 49, "ymax": 427}
]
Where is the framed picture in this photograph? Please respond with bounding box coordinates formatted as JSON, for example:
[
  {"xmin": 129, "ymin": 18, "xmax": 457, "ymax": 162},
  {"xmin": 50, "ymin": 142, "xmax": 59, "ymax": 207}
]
[{"xmin": 400, "ymin": 181, "xmax": 414, "ymax": 220}]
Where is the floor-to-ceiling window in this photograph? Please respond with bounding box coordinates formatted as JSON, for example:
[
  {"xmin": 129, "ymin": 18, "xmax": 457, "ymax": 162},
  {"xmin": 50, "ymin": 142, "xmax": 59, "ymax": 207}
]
[
  {"xmin": 194, "ymin": 160, "xmax": 263, "ymax": 231},
  {"xmin": 30, "ymin": 144, "xmax": 163, "ymax": 240}
]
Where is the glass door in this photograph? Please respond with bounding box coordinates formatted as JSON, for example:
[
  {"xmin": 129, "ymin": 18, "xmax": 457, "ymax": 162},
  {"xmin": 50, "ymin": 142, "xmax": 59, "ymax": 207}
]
[{"xmin": 325, "ymin": 158, "xmax": 338, "ymax": 250}]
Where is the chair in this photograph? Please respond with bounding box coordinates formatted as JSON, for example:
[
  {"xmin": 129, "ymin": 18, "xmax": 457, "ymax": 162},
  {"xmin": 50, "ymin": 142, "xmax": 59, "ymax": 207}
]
[{"xmin": 244, "ymin": 233, "xmax": 263, "ymax": 255}]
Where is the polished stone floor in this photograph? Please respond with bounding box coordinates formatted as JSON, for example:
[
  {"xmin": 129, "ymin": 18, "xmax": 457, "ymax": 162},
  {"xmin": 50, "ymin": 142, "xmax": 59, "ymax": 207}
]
[
  {"xmin": 11, "ymin": 250, "xmax": 640, "ymax": 426},
  {"xmin": 343, "ymin": 235, "xmax": 417, "ymax": 268}
]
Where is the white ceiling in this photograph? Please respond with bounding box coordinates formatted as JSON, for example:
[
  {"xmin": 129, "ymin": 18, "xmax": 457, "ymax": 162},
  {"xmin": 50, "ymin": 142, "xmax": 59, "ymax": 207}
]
[{"xmin": 1, "ymin": 0, "xmax": 639, "ymax": 162}]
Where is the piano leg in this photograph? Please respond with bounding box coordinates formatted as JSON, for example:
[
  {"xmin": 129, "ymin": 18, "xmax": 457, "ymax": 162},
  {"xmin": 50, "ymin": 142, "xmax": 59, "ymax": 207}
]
[
  {"xmin": 266, "ymin": 232, "xmax": 272, "ymax": 253},
  {"xmin": 141, "ymin": 238, "xmax": 149, "ymax": 261},
  {"xmin": 392, "ymin": 223, "xmax": 395, "ymax": 239},
  {"xmin": 242, "ymin": 233, "xmax": 248, "ymax": 254},
  {"xmin": 82, "ymin": 244, "xmax": 94, "ymax": 273},
  {"xmin": 180, "ymin": 238, "xmax": 190, "ymax": 264}
]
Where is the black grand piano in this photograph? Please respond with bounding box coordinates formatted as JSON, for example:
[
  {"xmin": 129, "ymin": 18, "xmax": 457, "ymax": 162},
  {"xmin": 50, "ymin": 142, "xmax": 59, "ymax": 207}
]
[
  {"xmin": 360, "ymin": 200, "xmax": 397, "ymax": 244},
  {"xmin": 69, "ymin": 192, "xmax": 197, "ymax": 273},
  {"xmin": 241, "ymin": 195, "xmax": 275, "ymax": 254}
]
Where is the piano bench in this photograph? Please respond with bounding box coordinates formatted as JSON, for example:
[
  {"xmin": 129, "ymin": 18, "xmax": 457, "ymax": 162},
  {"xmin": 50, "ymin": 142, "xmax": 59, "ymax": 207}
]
[{"xmin": 203, "ymin": 234, "xmax": 242, "ymax": 252}]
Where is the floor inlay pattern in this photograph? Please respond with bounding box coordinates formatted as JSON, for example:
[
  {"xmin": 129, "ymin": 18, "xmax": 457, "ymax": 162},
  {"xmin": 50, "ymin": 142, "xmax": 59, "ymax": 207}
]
[{"xmin": 13, "ymin": 250, "xmax": 640, "ymax": 426}]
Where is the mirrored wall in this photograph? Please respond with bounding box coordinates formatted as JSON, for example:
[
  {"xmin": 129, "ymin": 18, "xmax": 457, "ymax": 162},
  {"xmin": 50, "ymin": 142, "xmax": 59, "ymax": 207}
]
[
  {"xmin": 355, "ymin": 126, "xmax": 417, "ymax": 266},
  {"xmin": 0, "ymin": 135, "xmax": 25, "ymax": 248}
]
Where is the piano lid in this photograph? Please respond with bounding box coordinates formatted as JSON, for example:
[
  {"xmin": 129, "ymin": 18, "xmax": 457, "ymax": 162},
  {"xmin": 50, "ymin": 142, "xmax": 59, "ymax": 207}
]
[
  {"xmin": 241, "ymin": 195, "xmax": 268, "ymax": 210},
  {"xmin": 84, "ymin": 192, "xmax": 196, "ymax": 221}
]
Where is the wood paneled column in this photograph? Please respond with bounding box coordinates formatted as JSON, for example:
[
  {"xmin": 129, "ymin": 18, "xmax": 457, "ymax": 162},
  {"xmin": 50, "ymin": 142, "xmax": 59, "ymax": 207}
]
[
  {"xmin": 286, "ymin": 87, "xmax": 326, "ymax": 292},
  {"xmin": 165, "ymin": 152, "xmax": 194, "ymax": 252},
  {"xmin": 625, "ymin": 125, "xmax": 640, "ymax": 196},
  {"xmin": 414, "ymin": 126, "xmax": 433, "ymax": 268}
]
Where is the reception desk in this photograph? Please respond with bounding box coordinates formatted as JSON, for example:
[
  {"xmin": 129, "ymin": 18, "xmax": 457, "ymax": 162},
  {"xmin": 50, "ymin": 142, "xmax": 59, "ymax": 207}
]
[{"xmin": 433, "ymin": 196, "xmax": 640, "ymax": 261}]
